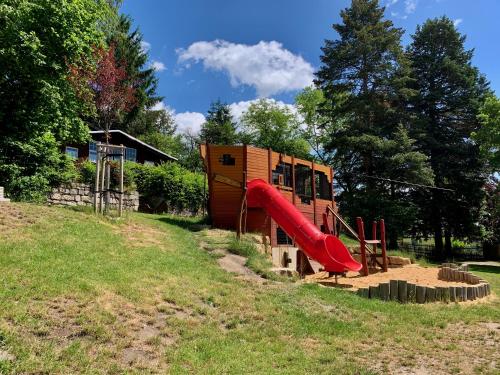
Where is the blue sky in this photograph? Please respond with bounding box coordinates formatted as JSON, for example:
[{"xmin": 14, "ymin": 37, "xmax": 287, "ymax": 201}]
[{"xmin": 120, "ymin": 0, "xmax": 498, "ymax": 133}]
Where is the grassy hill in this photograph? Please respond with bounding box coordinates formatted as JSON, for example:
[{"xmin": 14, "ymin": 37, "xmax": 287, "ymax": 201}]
[{"xmin": 0, "ymin": 204, "xmax": 498, "ymax": 374}]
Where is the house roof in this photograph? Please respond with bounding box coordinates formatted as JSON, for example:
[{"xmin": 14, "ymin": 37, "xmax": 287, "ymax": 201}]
[{"xmin": 89, "ymin": 130, "xmax": 178, "ymax": 161}]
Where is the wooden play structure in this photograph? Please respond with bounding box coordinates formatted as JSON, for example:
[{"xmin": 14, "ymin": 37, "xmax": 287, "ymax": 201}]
[{"xmin": 200, "ymin": 144, "xmax": 388, "ymax": 277}]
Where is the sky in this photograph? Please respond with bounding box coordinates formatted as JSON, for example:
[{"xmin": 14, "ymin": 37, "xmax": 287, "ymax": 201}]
[{"xmin": 120, "ymin": 0, "xmax": 499, "ymax": 134}]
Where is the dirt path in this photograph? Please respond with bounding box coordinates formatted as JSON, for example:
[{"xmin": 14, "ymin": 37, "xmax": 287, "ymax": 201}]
[{"xmin": 216, "ymin": 250, "xmax": 266, "ymax": 282}]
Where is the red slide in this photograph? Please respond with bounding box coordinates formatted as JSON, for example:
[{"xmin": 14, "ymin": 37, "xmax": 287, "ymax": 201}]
[{"xmin": 246, "ymin": 179, "xmax": 362, "ymax": 273}]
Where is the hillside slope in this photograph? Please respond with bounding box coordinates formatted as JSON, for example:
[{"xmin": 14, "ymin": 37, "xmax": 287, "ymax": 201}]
[{"xmin": 0, "ymin": 204, "xmax": 498, "ymax": 374}]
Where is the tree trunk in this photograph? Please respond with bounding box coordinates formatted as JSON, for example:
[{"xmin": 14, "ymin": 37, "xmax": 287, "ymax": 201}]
[{"xmin": 444, "ymin": 229, "xmax": 452, "ymax": 257}]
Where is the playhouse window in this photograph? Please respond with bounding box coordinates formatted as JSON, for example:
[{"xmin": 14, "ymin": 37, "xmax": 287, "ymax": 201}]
[
  {"xmin": 272, "ymin": 163, "xmax": 292, "ymax": 187},
  {"xmin": 315, "ymin": 171, "xmax": 332, "ymax": 200},
  {"xmin": 220, "ymin": 154, "xmax": 235, "ymax": 165},
  {"xmin": 295, "ymin": 164, "xmax": 312, "ymax": 198},
  {"xmin": 276, "ymin": 227, "xmax": 293, "ymax": 245}
]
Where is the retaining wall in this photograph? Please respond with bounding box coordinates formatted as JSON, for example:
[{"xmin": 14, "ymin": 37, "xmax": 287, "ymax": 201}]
[{"xmin": 47, "ymin": 183, "xmax": 139, "ymax": 211}]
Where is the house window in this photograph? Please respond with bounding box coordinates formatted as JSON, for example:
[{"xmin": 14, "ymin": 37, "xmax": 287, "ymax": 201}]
[
  {"xmin": 65, "ymin": 147, "xmax": 78, "ymax": 159},
  {"xmin": 272, "ymin": 163, "xmax": 292, "ymax": 187},
  {"xmin": 89, "ymin": 142, "xmax": 97, "ymax": 162},
  {"xmin": 315, "ymin": 171, "xmax": 332, "ymax": 200},
  {"xmin": 295, "ymin": 164, "xmax": 312, "ymax": 201},
  {"xmin": 126, "ymin": 147, "xmax": 137, "ymax": 162}
]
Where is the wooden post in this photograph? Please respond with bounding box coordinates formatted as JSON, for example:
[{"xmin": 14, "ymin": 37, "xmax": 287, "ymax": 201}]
[
  {"xmin": 372, "ymin": 221, "xmax": 377, "ymax": 253},
  {"xmin": 118, "ymin": 145, "xmax": 124, "ymax": 217},
  {"xmin": 449, "ymin": 286, "xmax": 456, "ymax": 302},
  {"xmin": 105, "ymin": 153, "xmax": 111, "ymax": 214},
  {"xmin": 94, "ymin": 147, "xmax": 100, "ymax": 213},
  {"xmin": 416, "ymin": 286, "xmax": 426, "ymax": 304},
  {"xmin": 380, "ymin": 219, "xmax": 388, "ymax": 272},
  {"xmin": 291, "ymin": 155, "xmax": 296, "ymax": 206},
  {"xmin": 356, "ymin": 217, "xmax": 369, "ymax": 276},
  {"xmin": 426, "ymin": 287, "xmax": 436, "ymax": 303},
  {"xmin": 312, "ymin": 161, "xmax": 316, "ymax": 224},
  {"xmin": 369, "ymin": 285, "xmax": 379, "ymax": 299},
  {"xmin": 389, "ymin": 280, "xmax": 399, "ymax": 301},
  {"xmin": 99, "ymin": 148, "xmax": 105, "ymax": 214},
  {"xmin": 379, "ymin": 282, "xmax": 390, "ymax": 301},
  {"xmin": 398, "ymin": 280, "xmax": 408, "ymax": 303},
  {"xmin": 407, "ymin": 283, "xmax": 416, "ymax": 303},
  {"xmin": 267, "ymin": 148, "xmax": 272, "ymax": 183}
]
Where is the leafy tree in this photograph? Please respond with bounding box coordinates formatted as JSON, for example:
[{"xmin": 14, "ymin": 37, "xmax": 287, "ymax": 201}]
[
  {"xmin": 474, "ymin": 94, "xmax": 500, "ymax": 171},
  {"xmin": 0, "ymin": 0, "xmax": 112, "ymax": 200},
  {"xmin": 240, "ymin": 99, "xmax": 310, "ymax": 159},
  {"xmin": 315, "ymin": 0, "xmax": 433, "ymax": 247},
  {"xmin": 199, "ymin": 100, "xmax": 238, "ymax": 145},
  {"xmin": 69, "ymin": 44, "xmax": 137, "ymax": 142},
  {"xmin": 295, "ymin": 87, "xmax": 336, "ymax": 164},
  {"xmin": 408, "ymin": 17, "xmax": 489, "ymax": 254},
  {"xmin": 110, "ymin": 14, "xmax": 161, "ymax": 131}
]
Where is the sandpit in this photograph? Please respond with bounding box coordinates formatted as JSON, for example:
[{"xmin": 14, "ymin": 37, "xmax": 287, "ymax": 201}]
[{"xmin": 305, "ymin": 264, "xmax": 470, "ymax": 289}]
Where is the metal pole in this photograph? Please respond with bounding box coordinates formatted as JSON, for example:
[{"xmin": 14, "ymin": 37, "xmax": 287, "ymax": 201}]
[{"xmin": 105, "ymin": 152, "xmax": 111, "ymax": 214}]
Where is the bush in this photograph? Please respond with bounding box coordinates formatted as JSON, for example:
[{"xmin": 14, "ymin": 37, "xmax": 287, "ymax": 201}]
[{"xmin": 131, "ymin": 162, "xmax": 207, "ymax": 214}]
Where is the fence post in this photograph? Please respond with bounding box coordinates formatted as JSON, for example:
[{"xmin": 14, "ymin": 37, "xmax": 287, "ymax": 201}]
[{"xmin": 357, "ymin": 217, "xmax": 369, "ymax": 276}]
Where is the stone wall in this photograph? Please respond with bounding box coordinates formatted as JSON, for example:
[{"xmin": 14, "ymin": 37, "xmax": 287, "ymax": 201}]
[{"xmin": 47, "ymin": 183, "xmax": 139, "ymax": 211}]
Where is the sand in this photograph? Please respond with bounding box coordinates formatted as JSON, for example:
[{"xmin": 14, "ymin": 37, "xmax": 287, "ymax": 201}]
[{"xmin": 305, "ymin": 264, "xmax": 470, "ymax": 289}]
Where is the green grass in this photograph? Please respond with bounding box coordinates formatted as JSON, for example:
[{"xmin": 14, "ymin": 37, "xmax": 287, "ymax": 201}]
[{"xmin": 0, "ymin": 203, "xmax": 498, "ymax": 374}]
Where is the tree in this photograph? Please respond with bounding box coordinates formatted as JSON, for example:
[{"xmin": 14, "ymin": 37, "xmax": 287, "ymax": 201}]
[
  {"xmin": 474, "ymin": 94, "xmax": 500, "ymax": 171},
  {"xmin": 69, "ymin": 44, "xmax": 137, "ymax": 142},
  {"xmin": 315, "ymin": 0, "xmax": 433, "ymax": 247},
  {"xmin": 0, "ymin": 0, "xmax": 112, "ymax": 200},
  {"xmin": 240, "ymin": 99, "xmax": 310, "ymax": 159},
  {"xmin": 408, "ymin": 17, "xmax": 489, "ymax": 254},
  {"xmin": 295, "ymin": 87, "xmax": 336, "ymax": 164},
  {"xmin": 199, "ymin": 100, "xmax": 238, "ymax": 145},
  {"xmin": 109, "ymin": 14, "xmax": 161, "ymax": 132}
]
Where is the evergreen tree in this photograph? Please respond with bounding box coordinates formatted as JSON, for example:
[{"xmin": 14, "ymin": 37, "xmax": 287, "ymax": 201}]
[
  {"xmin": 315, "ymin": 0, "xmax": 433, "ymax": 247},
  {"xmin": 408, "ymin": 17, "xmax": 489, "ymax": 254},
  {"xmin": 109, "ymin": 14, "xmax": 161, "ymax": 133},
  {"xmin": 199, "ymin": 100, "xmax": 238, "ymax": 145}
]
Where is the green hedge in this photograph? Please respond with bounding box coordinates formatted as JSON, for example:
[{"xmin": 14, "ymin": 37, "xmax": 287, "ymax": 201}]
[
  {"xmin": 130, "ymin": 163, "xmax": 206, "ymax": 214},
  {"xmin": 73, "ymin": 161, "xmax": 206, "ymax": 214}
]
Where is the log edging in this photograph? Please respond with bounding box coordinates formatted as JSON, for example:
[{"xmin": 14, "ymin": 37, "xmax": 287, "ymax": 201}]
[{"xmin": 355, "ymin": 263, "xmax": 491, "ymax": 304}]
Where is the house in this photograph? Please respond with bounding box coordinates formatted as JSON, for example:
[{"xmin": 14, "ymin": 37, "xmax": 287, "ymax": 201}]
[{"xmin": 65, "ymin": 130, "xmax": 177, "ymax": 165}]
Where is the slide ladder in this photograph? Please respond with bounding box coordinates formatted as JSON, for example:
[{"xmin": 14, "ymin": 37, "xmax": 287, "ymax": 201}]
[{"xmin": 246, "ymin": 179, "xmax": 362, "ymax": 273}]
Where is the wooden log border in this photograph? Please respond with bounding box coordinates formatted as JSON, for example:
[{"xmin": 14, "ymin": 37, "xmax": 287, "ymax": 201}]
[{"xmin": 353, "ymin": 263, "xmax": 491, "ymax": 304}]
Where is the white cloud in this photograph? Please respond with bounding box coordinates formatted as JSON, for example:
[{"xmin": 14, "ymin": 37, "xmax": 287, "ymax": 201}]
[
  {"xmin": 404, "ymin": 0, "xmax": 418, "ymax": 14},
  {"xmin": 151, "ymin": 101, "xmax": 167, "ymax": 111},
  {"xmin": 175, "ymin": 112, "xmax": 206, "ymax": 134},
  {"xmin": 151, "ymin": 60, "xmax": 166, "ymax": 72},
  {"xmin": 140, "ymin": 41, "xmax": 151, "ymax": 53},
  {"xmin": 454, "ymin": 18, "xmax": 463, "ymax": 27},
  {"xmin": 386, "ymin": 0, "xmax": 399, "ymax": 8},
  {"xmin": 177, "ymin": 40, "xmax": 314, "ymax": 97}
]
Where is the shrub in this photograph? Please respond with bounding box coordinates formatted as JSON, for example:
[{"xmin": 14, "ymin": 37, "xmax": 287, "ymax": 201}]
[{"xmin": 131, "ymin": 162, "xmax": 207, "ymax": 214}]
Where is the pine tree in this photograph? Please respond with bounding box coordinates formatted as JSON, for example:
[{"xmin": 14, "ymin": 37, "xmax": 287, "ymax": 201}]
[
  {"xmin": 315, "ymin": 0, "xmax": 433, "ymax": 247},
  {"xmin": 408, "ymin": 17, "xmax": 490, "ymax": 254},
  {"xmin": 199, "ymin": 100, "xmax": 238, "ymax": 145},
  {"xmin": 109, "ymin": 14, "xmax": 161, "ymax": 133}
]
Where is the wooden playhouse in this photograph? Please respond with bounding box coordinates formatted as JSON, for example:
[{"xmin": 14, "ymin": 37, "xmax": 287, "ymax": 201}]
[{"xmin": 200, "ymin": 144, "xmax": 336, "ymax": 248}]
